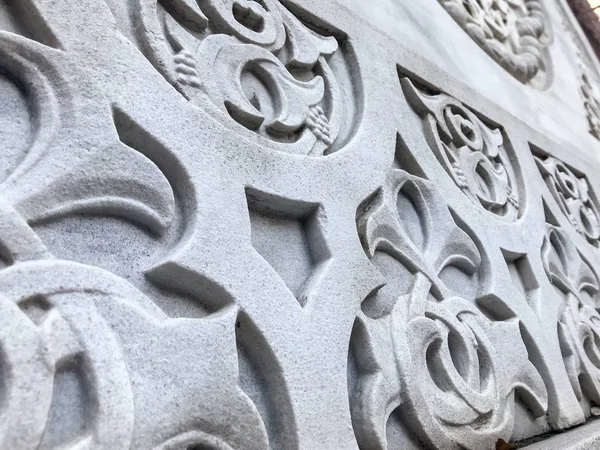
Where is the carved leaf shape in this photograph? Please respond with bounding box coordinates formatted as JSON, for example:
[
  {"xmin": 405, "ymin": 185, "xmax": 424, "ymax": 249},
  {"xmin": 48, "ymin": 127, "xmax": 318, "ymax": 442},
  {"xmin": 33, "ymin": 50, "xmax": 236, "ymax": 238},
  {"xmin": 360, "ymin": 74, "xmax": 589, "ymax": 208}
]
[
  {"xmin": 542, "ymin": 225, "xmax": 579, "ymax": 295},
  {"xmin": 360, "ymin": 170, "xmax": 480, "ymax": 282},
  {"xmin": 7, "ymin": 142, "xmax": 175, "ymax": 233},
  {"xmin": 0, "ymin": 33, "xmax": 174, "ymax": 234},
  {"xmin": 277, "ymin": 3, "xmax": 338, "ymax": 69}
]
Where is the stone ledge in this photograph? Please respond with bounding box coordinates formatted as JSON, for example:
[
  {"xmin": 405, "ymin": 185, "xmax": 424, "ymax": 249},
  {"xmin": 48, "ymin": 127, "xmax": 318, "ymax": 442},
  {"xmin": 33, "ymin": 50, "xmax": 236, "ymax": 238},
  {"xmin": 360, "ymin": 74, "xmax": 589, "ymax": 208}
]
[{"xmin": 522, "ymin": 418, "xmax": 600, "ymax": 449}]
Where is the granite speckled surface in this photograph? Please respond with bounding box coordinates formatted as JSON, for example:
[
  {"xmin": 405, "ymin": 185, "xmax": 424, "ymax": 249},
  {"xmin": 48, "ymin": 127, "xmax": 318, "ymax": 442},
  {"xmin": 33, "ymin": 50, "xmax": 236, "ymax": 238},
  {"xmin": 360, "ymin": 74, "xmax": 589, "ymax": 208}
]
[{"xmin": 1, "ymin": 0, "xmax": 600, "ymax": 448}]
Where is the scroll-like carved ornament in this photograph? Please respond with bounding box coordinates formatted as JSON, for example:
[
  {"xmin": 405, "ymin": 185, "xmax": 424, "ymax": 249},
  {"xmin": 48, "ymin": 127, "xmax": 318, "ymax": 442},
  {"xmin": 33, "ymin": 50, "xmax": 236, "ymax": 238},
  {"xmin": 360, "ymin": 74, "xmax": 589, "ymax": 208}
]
[
  {"xmin": 403, "ymin": 79, "xmax": 522, "ymax": 220},
  {"xmin": 542, "ymin": 225, "xmax": 600, "ymax": 403},
  {"xmin": 136, "ymin": 0, "xmax": 357, "ymax": 156},
  {"xmin": 536, "ymin": 155, "xmax": 600, "ymax": 245},
  {"xmin": 438, "ymin": 0, "xmax": 553, "ymax": 87}
]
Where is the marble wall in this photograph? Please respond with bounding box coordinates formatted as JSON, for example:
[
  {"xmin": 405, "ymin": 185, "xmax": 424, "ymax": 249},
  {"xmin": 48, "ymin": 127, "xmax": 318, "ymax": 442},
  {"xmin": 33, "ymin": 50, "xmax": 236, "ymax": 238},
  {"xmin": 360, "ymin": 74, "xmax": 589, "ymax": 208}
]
[{"xmin": 0, "ymin": 0, "xmax": 600, "ymax": 448}]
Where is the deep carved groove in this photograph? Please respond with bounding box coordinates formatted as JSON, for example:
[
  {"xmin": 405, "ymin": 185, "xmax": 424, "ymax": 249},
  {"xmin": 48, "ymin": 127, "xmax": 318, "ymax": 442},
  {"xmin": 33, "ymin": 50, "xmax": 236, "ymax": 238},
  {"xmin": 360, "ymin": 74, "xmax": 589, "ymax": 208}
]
[{"xmin": 236, "ymin": 310, "xmax": 297, "ymax": 450}]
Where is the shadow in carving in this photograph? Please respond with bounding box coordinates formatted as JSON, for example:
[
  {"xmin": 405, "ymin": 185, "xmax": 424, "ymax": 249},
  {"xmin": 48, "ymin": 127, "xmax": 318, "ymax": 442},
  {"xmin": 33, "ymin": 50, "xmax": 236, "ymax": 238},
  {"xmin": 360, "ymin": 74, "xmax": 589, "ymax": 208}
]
[
  {"xmin": 39, "ymin": 355, "xmax": 90, "ymax": 449},
  {"xmin": 502, "ymin": 249, "xmax": 541, "ymax": 314},
  {"xmin": 402, "ymin": 77, "xmax": 523, "ymax": 221},
  {"xmin": 0, "ymin": 71, "xmax": 31, "ymax": 185},
  {"xmin": 247, "ymin": 187, "xmax": 331, "ymax": 307},
  {"xmin": 392, "ymin": 134, "xmax": 428, "ymax": 179},
  {"xmin": 236, "ymin": 310, "xmax": 297, "ymax": 450},
  {"xmin": 350, "ymin": 168, "xmax": 547, "ymax": 450},
  {"xmin": 0, "ymin": 0, "xmax": 60, "ymax": 47}
]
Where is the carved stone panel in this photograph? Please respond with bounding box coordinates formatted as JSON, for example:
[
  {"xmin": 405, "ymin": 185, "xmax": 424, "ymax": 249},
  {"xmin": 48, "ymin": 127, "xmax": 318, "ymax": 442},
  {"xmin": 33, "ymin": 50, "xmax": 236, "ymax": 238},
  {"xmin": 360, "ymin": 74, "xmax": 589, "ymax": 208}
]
[
  {"xmin": 535, "ymin": 153, "xmax": 600, "ymax": 245},
  {"xmin": 135, "ymin": 0, "xmax": 358, "ymax": 156},
  {"xmin": 402, "ymin": 78, "xmax": 522, "ymax": 220},
  {"xmin": 437, "ymin": 0, "xmax": 554, "ymax": 87},
  {"xmin": 1, "ymin": 0, "xmax": 600, "ymax": 449}
]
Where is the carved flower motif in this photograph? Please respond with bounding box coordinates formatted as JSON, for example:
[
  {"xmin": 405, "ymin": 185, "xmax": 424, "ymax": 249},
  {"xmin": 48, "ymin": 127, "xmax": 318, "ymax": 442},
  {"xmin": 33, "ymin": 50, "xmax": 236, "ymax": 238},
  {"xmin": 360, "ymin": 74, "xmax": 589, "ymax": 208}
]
[
  {"xmin": 402, "ymin": 78, "xmax": 522, "ymax": 220},
  {"xmin": 542, "ymin": 225, "xmax": 600, "ymax": 404},
  {"xmin": 536, "ymin": 155, "xmax": 600, "ymax": 245},
  {"xmin": 350, "ymin": 170, "xmax": 546, "ymax": 450},
  {"xmin": 439, "ymin": 0, "xmax": 552, "ymax": 86},
  {"xmin": 136, "ymin": 0, "xmax": 357, "ymax": 156}
]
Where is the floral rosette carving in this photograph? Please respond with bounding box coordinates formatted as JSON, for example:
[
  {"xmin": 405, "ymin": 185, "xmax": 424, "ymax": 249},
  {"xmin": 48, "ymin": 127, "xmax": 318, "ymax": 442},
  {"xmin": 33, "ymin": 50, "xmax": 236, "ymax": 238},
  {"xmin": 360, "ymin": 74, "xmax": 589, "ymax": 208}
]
[
  {"xmin": 0, "ymin": 31, "xmax": 268, "ymax": 449},
  {"xmin": 536, "ymin": 155, "xmax": 600, "ymax": 245},
  {"xmin": 136, "ymin": 0, "xmax": 357, "ymax": 156},
  {"xmin": 542, "ymin": 225, "xmax": 600, "ymax": 405},
  {"xmin": 438, "ymin": 0, "xmax": 553, "ymax": 87},
  {"xmin": 350, "ymin": 170, "xmax": 547, "ymax": 450},
  {"xmin": 402, "ymin": 78, "xmax": 522, "ymax": 220}
]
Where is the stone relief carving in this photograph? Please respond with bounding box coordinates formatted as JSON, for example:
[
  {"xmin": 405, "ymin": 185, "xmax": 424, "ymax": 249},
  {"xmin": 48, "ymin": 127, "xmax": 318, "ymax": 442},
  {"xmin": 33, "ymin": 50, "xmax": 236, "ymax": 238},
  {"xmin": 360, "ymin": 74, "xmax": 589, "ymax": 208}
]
[
  {"xmin": 135, "ymin": 0, "xmax": 357, "ymax": 156},
  {"xmin": 402, "ymin": 78, "xmax": 522, "ymax": 220},
  {"xmin": 0, "ymin": 261, "xmax": 270, "ymax": 449},
  {"xmin": 350, "ymin": 169, "xmax": 547, "ymax": 450},
  {"xmin": 0, "ymin": 261, "xmax": 135, "ymax": 449},
  {"xmin": 437, "ymin": 0, "xmax": 553, "ymax": 87},
  {"xmin": 0, "ymin": 30, "xmax": 267, "ymax": 449},
  {"xmin": 542, "ymin": 224, "xmax": 600, "ymax": 406},
  {"xmin": 1, "ymin": 0, "xmax": 600, "ymax": 448},
  {"xmin": 579, "ymin": 61, "xmax": 600, "ymax": 140},
  {"xmin": 535, "ymin": 154, "xmax": 600, "ymax": 245},
  {"xmin": 558, "ymin": 9, "xmax": 600, "ymax": 141},
  {"xmin": 0, "ymin": 35, "xmax": 174, "ymax": 237}
]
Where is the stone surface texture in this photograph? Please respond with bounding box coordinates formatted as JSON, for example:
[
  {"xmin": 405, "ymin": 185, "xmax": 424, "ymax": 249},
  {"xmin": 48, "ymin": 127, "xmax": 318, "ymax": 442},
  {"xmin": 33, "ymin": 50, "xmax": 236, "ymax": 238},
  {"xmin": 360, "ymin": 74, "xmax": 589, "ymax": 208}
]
[{"xmin": 1, "ymin": 0, "xmax": 600, "ymax": 449}]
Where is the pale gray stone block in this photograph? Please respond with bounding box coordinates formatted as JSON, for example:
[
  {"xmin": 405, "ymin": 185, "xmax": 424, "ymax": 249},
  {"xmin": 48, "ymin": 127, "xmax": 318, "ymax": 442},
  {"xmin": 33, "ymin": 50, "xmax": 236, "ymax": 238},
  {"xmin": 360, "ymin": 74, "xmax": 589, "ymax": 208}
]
[{"xmin": 0, "ymin": 0, "xmax": 600, "ymax": 448}]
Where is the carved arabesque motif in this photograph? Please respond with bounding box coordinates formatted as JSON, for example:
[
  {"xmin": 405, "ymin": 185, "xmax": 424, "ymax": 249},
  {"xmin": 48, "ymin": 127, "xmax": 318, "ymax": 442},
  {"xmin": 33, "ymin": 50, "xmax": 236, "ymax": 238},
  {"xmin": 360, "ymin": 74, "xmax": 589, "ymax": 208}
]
[
  {"xmin": 0, "ymin": 31, "xmax": 268, "ymax": 449},
  {"xmin": 0, "ymin": 262, "xmax": 135, "ymax": 449},
  {"xmin": 535, "ymin": 154, "xmax": 600, "ymax": 246},
  {"xmin": 402, "ymin": 78, "xmax": 522, "ymax": 220},
  {"xmin": 0, "ymin": 33, "xmax": 174, "ymax": 238},
  {"xmin": 542, "ymin": 224, "xmax": 600, "ymax": 405},
  {"xmin": 136, "ymin": 0, "xmax": 357, "ymax": 156},
  {"xmin": 3, "ymin": 0, "xmax": 600, "ymax": 447},
  {"xmin": 438, "ymin": 0, "xmax": 553, "ymax": 87},
  {"xmin": 350, "ymin": 169, "xmax": 547, "ymax": 450}
]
